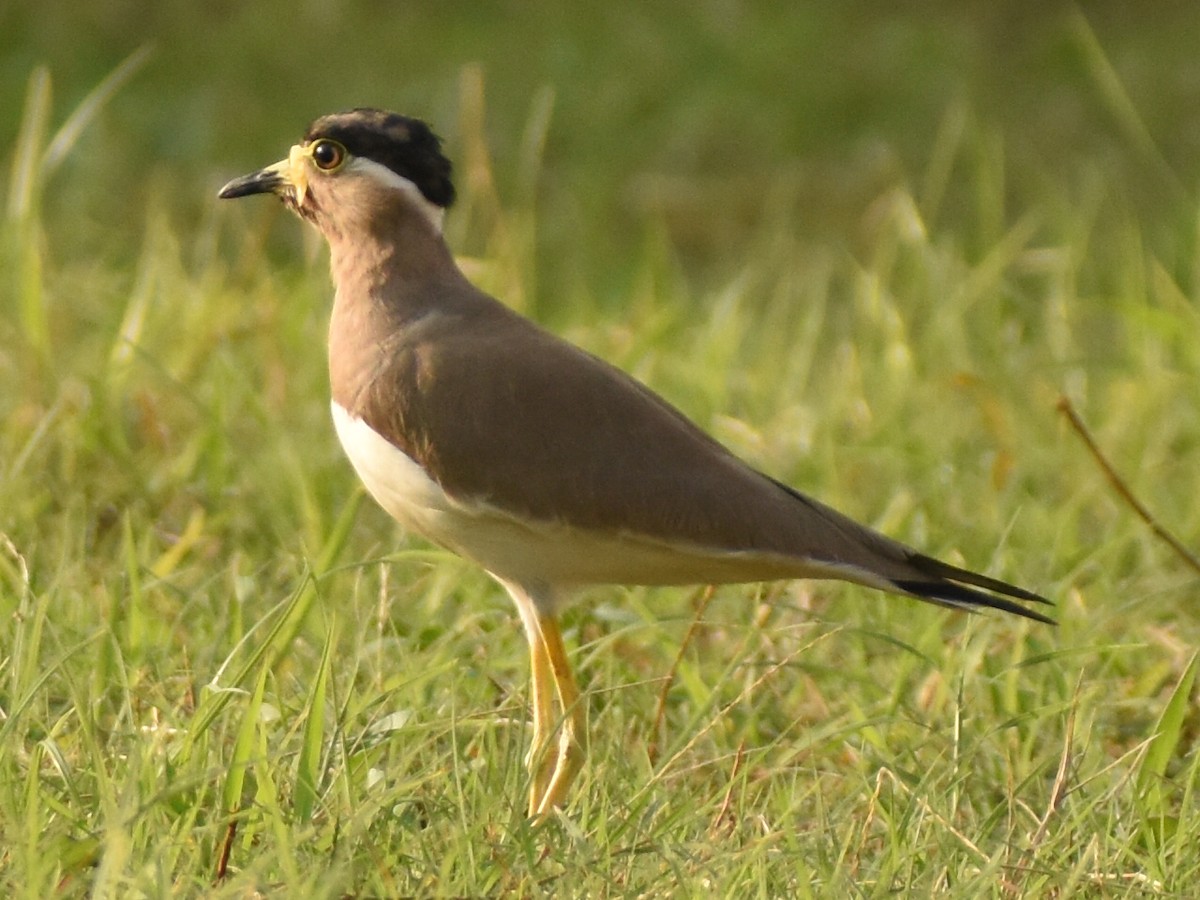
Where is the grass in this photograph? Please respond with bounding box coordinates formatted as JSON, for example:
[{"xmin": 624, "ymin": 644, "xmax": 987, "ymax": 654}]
[{"xmin": 2, "ymin": 5, "xmax": 1200, "ymax": 897}]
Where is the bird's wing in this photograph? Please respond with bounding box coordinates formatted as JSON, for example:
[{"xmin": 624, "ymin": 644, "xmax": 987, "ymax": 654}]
[{"xmin": 354, "ymin": 304, "xmax": 1050, "ymax": 620}]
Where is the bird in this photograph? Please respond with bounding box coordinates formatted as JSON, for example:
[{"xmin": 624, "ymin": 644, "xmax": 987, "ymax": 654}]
[{"xmin": 217, "ymin": 108, "xmax": 1052, "ymax": 821}]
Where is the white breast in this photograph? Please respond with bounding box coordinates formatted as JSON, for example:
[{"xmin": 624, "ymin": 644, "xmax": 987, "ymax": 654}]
[{"xmin": 331, "ymin": 401, "xmax": 457, "ymax": 536}]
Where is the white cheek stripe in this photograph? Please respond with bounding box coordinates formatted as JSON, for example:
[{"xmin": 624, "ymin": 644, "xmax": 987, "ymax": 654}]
[{"xmin": 346, "ymin": 157, "xmax": 445, "ymax": 232}]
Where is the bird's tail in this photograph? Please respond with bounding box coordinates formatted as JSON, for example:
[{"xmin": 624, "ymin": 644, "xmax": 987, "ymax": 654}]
[{"xmin": 892, "ymin": 551, "xmax": 1055, "ymax": 624}]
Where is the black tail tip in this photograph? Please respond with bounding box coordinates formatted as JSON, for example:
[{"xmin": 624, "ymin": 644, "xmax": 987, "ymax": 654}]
[{"xmin": 893, "ymin": 579, "xmax": 1056, "ymax": 625}]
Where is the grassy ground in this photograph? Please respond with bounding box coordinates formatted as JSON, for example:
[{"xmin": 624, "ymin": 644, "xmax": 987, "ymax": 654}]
[{"xmin": 2, "ymin": 3, "xmax": 1199, "ymax": 896}]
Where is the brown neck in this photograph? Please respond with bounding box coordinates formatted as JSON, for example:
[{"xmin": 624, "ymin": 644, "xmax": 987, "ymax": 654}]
[
  {"xmin": 326, "ymin": 200, "xmax": 456, "ymax": 306},
  {"xmin": 321, "ymin": 191, "xmax": 491, "ymax": 419}
]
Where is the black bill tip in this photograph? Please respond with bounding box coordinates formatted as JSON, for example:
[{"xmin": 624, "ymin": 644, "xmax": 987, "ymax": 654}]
[{"xmin": 217, "ymin": 168, "xmax": 285, "ymax": 200}]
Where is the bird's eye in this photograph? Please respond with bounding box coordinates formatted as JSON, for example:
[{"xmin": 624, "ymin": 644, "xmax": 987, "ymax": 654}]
[{"xmin": 311, "ymin": 140, "xmax": 346, "ymax": 171}]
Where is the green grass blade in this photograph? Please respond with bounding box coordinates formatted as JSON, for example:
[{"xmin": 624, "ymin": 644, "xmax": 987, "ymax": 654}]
[
  {"xmin": 179, "ymin": 492, "xmax": 361, "ymax": 759},
  {"xmin": 4, "ymin": 68, "xmax": 51, "ymax": 356},
  {"xmin": 221, "ymin": 661, "xmax": 269, "ymax": 816},
  {"xmin": 264, "ymin": 490, "xmax": 364, "ymax": 671},
  {"xmin": 1137, "ymin": 651, "xmax": 1198, "ymax": 814},
  {"xmin": 119, "ymin": 513, "xmax": 146, "ymax": 663},
  {"xmin": 293, "ymin": 619, "xmax": 336, "ymax": 823},
  {"xmin": 1069, "ymin": 10, "xmax": 1184, "ymax": 197},
  {"xmin": 39, "ymin": 45, "xmax": 153, "ymax": 181},
  {"xmin": 5, "ymin": 67, "xmax": 50, "ymax": 222},
  {"xmin": 3, "ymin": 48, "xmax": 149, "ymax": 361},
  {"xmin": 180, "ymin": 582, "xmax": 306, "ymax": 761}
]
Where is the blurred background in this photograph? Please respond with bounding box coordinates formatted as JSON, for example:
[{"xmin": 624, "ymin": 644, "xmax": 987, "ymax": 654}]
[
  {"xmin": 3, "ymin": 0, "xmax": 1200, "ymax": 306},
  {"xmin": 3, "ymin": 5, "xmax": 1200, "ymax": 891}
]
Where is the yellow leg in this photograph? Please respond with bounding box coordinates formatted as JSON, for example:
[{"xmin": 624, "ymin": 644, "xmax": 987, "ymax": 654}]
[
  {"xmin": 503, "ymin": 579, "xmax": 588, "ymax": 820},
  {"xmin": 530, "ymin": 612, "xmax": 587, "ymax": 820},
  {"xmin": 525, "ymin": 626, "xmax": 555, "ymax": 816}
]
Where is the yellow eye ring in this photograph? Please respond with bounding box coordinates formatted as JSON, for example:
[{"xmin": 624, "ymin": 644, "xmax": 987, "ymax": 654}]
[{"xmin": 310, "ymin": 139, "xmax": 347, "ymax": 171}]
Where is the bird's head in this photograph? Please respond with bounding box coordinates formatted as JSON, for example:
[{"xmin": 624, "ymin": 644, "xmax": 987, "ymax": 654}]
[{"xmin": 218, "ymin": 108, "xmax": 455, "ymax": 238}]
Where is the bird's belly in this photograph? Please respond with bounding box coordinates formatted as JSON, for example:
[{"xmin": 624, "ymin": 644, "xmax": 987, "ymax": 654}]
[{"xmin": 330, "ymin": 402, "xmax": 808, "ymax": 592}]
